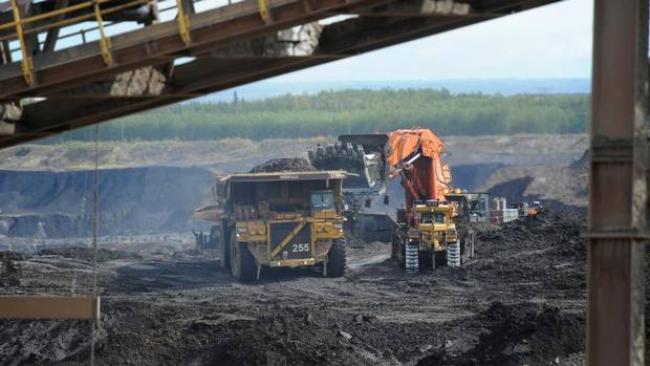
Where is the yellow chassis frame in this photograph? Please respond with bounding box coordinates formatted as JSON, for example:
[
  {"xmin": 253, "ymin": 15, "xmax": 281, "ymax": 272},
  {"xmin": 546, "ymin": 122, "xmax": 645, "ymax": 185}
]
[
  {"xmin": 237, "ymin": 216, "xmax": 342, "ymax": 268},
  {"xmin": 267, "ymin": 219, "xmax": 314, "ymax": 260}
]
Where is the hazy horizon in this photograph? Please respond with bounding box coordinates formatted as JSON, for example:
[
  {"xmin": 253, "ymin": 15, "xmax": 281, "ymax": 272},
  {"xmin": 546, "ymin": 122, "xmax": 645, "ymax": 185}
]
[{"xmin": 197, "ymin": 78, "xmax": 590, "ymax": 103}]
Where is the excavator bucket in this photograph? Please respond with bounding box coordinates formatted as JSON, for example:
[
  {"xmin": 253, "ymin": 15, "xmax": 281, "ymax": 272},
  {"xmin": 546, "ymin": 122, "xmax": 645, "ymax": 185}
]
[{"xmin": 308, "ymin": 134, "xmax": 390, "ymax": 192}]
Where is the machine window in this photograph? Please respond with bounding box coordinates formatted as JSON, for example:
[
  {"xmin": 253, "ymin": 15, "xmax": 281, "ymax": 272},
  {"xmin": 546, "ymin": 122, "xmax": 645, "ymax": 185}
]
[
  {"xmin": 422, "ymin": 213, "xmax": 445, "ymax": 224},
  {"xmin": 311, "ymin": 191, "xmax": 335, "ymax": 210}
]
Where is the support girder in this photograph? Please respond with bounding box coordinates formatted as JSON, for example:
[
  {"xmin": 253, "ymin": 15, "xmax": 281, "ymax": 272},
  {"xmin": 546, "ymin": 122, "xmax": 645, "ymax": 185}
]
[
  {"xmin": 0, "ymin": 0, "xmax": 391, "ymax": 99},
  {"xmin": 0, "ymin": 0, "xmax": 558, "ymax": 148},
  {"xmin": 587, "ymin": 0, "xmax": 648, "ymax": 365}
]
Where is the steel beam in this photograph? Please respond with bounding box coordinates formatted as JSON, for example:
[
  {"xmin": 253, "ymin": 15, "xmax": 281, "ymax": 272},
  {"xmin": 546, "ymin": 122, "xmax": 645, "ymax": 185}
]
[
  {"xmin": 0, "ymin": 0, "xmax": 558, "ymax": 147},
  {"xmin": 0, "ymin": 0, "xmax": 391, "ymax": 100},
  {"xmin": 0, "ymin": 0, "xmax": 155, "ymax": 39},
  {"xmin": 42, "ymin": 0, "xmax": 71, "ymax": 53},
  {"xmin": 587, "ymin": 0, "xmax": 648, "ymax": 365}
]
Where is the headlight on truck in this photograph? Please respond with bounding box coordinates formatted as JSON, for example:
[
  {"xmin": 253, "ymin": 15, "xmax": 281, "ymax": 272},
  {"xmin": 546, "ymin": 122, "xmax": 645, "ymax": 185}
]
[
  {"xmin": 446, "ymin": 229, "xmax": 457, "ymax": 241},
  {"xmin": 333, "ymin": 223, "xmax": 343, "ymax": 233},
  {"xmin": 236, "ymin": 226, "xmax": 248, "ymax": 238}
]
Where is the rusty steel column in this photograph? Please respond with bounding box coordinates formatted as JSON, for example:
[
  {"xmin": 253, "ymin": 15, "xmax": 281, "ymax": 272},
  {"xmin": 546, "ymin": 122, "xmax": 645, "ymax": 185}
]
[{"xmin": 588, "ymin": 0, "xmax": 648, "ymax": 365}]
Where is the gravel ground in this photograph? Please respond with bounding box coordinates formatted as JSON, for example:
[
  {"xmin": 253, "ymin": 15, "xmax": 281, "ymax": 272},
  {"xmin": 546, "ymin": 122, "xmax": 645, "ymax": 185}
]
[{"xmin": 0, "ymin": 210, "xmax": 592, "ymax": 366}]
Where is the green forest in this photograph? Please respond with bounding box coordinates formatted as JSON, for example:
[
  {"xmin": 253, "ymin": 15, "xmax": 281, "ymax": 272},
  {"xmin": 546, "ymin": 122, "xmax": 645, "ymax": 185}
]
[{"xmin": 57, "ymin": 88, "xmax": 589, "ymax": 142}]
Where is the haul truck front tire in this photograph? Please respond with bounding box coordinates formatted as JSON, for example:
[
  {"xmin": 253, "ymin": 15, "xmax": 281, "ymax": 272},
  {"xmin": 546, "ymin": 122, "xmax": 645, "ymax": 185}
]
[
  {"xmin": 326, "ymin": 239, "xmax": 346, "ymax": 277},
  {"xmin": 219, "ymin": 223, "xmax": 231, "ymax": 271},
  {"xmin": 230, "ymin": 235, "xmax": 256, "ymax": 282}
]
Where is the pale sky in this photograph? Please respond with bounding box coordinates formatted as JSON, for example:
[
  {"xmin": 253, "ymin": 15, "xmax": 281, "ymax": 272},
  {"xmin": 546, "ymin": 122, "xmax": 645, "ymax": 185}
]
[{"xmin": 274, "ymin": 0, "xmax": 593, "ymax": 81}]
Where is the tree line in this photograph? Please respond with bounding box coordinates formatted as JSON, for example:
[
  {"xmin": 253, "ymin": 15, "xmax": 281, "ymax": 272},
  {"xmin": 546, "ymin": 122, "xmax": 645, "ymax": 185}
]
[{"xmin": 52, "ymin": 88, "xmax": 589, "ymax": 142}]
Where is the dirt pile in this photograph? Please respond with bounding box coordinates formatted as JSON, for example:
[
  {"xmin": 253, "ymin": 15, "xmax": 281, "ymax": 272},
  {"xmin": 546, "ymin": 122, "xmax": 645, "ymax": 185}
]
[
  {"xmin": 200, "ymin": 304, "xmax": 377, "ymax": 365},
  {"xmin": 477, "ymin": 210, "xmax": 585, "ymax": 259},
  {"xmin": 419, "ymin": 302, "xmax": 585, "ymax": 366},
  {"xmin": 467, "ymin": 210, "xmax": 586, "ymax": 298},
  {"xmin": 249, "ymin": 158, "xmax": 315, "ymax": 173},
  {"xmin": 38, "ymin": 247, "xmax": 141, "ymax": 263},
  {"xmin": 464, "ymin": 303, "xmax": 584, "ymax": 366},
  {"xmin": 0, "ymin": 251, "xmax": 22, "ymax": 286},
  {"xmin": 0, "ymin": 319, "xmax": 97, "ymax": 365}
]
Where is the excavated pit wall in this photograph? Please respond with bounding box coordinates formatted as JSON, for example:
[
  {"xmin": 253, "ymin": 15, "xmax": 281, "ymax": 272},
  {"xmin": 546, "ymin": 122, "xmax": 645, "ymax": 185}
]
[
  {"xmin": 0, "ymin": 157, "xmax": 584, "ymax": 244},
  {"xmin": 0, "ymin": 166, "xmax": 213, "ymax": 240}
]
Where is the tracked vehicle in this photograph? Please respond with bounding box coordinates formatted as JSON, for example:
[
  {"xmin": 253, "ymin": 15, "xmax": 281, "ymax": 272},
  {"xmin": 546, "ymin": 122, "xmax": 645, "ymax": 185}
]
[{"xmin": 197, "ymin": 170, "xmax": 348, "ymax": 282}]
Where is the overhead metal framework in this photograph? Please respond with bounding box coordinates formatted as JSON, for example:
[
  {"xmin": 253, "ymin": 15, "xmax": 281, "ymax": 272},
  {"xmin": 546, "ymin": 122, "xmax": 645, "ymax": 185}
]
[{"xmin": 0, "ymin": 0, "xmax": 559, "ymax": 147}]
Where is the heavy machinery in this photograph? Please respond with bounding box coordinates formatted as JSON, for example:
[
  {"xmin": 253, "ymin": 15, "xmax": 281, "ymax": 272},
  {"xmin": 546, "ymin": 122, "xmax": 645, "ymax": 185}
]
[
  {"xmin": 310, "ymin": 129, "xmax": 477, "ymax": 272},
  {"xmin": 308, "ymin": 134, "xmax": 395, "ymax": 241},
  {"xmin": 445, "ymin": 191, "xmax": 491, "ymax": 223},
  {"xmin": 516, "ymin": 200, "xmax": 542, "ymax": 217},
  {"xmin": 444, "ymin": 191, "xmax": 491, "ymax": 260},
  {"xmin": 384, "ymin": 129, "xmax": 461, "ymax": 271},
  {"xmin": 195, "ymin": 170, "xmax": 348, "ymax": 282}
]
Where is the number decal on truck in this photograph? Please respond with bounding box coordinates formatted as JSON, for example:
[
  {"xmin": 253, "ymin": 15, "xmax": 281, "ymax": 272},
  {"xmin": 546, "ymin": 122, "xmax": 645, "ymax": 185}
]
[{"xmin": 291, "ymin": 243, "xmax": 310, "ymax": 253}]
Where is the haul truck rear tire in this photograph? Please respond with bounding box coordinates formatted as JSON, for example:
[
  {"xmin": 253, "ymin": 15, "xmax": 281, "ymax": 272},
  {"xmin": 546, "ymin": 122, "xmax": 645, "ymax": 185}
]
[
  {"xmin": 230, "ymin": 235, "xmax": 256, "ymax": 282},
  {"xmin": 326, "ymin": 239, "xmax": 346, "ymax": 277},
  {"xmin": 219, "ymin": 224, "xmax": 231, "ymax": 271}
]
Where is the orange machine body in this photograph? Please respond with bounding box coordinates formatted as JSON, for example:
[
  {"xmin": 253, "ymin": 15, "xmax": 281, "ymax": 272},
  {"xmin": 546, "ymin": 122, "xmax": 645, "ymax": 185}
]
[{"xmin": 386, "ymin": 129, "xmax": 451, "ymax": 211}]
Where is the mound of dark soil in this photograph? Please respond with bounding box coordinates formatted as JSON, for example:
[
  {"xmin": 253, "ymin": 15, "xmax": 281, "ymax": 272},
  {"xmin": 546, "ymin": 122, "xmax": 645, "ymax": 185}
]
[
  {"xmin": 0, "ymin": 319, "xmax": 97, "ymax": 365},
  {"xmin": 468, "ymin": 211, "xmax": 586, "ymax": 295},
  {"xmin": 477, "ymin": 210, "xmax": 585, "ymax": 259},
  {"xmin": 12, "ymin": 301, "xmax": 378, "ymax": 366},
  {"xmin": 203, "ymin": 305, "xmax": 366, "ymax": 365},
  {"xmin": 418, "ymin": 302, "xmax": 585, "ymax": 366},
  {"xmin": 0, "ymin": 251, "xmax": 23, "ymax": 286},
  {"xmin": 249, "ymin": 158, "xmax": 315, "ymax": 173},
  {"xmin": 38, "ymin": 247, "xmax": 141, "ymax": 263}
]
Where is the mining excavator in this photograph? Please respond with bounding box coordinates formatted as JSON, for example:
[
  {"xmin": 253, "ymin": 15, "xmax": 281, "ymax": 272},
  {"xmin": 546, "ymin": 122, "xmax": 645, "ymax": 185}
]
[{"xmin": 309, "ymin": 128, "xmax": 483, "ymax": 272}]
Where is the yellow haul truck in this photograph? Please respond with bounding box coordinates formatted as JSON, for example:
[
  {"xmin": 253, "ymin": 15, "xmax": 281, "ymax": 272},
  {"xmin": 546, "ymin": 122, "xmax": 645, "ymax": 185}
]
[{"xmin": 213, "ymin": 170, "xmax": 348, "ymax": 282}]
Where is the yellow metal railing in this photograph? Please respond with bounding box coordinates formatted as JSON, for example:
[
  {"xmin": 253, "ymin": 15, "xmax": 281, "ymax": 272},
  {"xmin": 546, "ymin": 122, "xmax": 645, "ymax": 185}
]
[
  {"xmin": 257, "ymin": 0, "xmax": 270, "ymax": 23},
  {"xmin": 1, "ymin": 0, "xmax": 153, "ymax": 85},
  {"xmin": 176, "ymin": 0, "xmax": 191, "ymax": 45},
  {"xmin": 1, "ymin": 0, "xmax": 274, "ymax": 86},
  {"xmin": 93, "ymin": 1, "xmax": 112, "ymax": 65},
  {"xmin": 9, "ymin": 0, "xmax": 33, "ymax": 85},
  {"xmin": 6, "ymin": 0, "xmax": 218, "ymax": 55}
]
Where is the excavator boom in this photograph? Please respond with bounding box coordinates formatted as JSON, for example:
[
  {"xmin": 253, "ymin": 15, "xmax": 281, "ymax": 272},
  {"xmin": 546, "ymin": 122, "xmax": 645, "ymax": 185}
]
[{"xmin": 386, "ymin": 129, "xmax": 451, "ymax": 208}]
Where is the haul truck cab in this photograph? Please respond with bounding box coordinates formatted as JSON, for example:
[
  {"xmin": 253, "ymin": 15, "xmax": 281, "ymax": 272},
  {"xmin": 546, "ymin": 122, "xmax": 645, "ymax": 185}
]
[{"xmin": 214, "ymin": 170, "xmax": 348, "ymax": 282}]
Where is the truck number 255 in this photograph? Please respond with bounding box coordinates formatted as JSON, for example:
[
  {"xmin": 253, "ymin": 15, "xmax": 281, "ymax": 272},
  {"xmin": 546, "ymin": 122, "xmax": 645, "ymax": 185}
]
[{"xmin": 291, "ymin": 243, "xmax": 310, "ymax": 253}]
